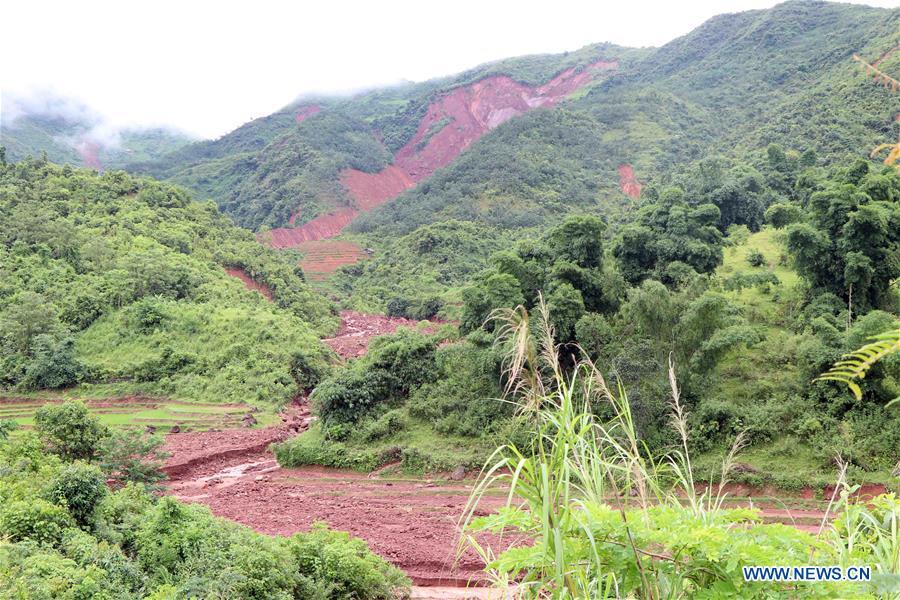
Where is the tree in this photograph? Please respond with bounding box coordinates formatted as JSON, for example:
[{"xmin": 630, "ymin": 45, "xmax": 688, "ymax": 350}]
[
  {"xmin": 35, "ymin": 401, "xmax": 109, "ymax": 462},
  {"xmin": 613, "ymin": 188, "xmax": 724, "ymax": 286},
  {"xmin": 46, "ymin": 462, "xmax": 107, "ymax": 527},
  {"xmin": 785, "ymin": 171, "xmax": 899, "ymax": 312},
  {"xmin": 99, "ymin": 429, "xmax": 169, "ymax": 490},
  {"xmin": 460, "ymin": 272, "xmax": 525, "ymax": 333},
  {"xmin": 765, "ymin": 202, "xmax": 802, "ymax": 228}
]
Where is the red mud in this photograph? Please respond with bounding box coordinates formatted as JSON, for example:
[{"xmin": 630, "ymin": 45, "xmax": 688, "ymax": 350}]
[
  {"xmin": 617, "ymin": 164, "xmax": 642, "ymax": 199},
  {"xmin": 224, "ymin": 267, "xmax": 274, "ymax": 300},
  {"xmin": 295, "ymin": 105, "xmax": 322, "ymax": 123},
  {"xmin": 162, "ymin": 399, "xmax": 509, "ymax": 588},
  {"xmin": 266, "ymin": 59, "xmax": 619, "ymax": 253},
  {"xmin": 323, "ymin": 310, "xmax": 428, "ymax": 359}
]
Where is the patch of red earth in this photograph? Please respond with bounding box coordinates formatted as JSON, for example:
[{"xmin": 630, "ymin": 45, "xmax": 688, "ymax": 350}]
[
  {"xmin": 617, "ymin": 163, "xmax": 642, "ymax": 199},
  {"xmin": 389, "ymin": 59, "xmax": 618, "ymax": 185},
  {"xmin": 262, "ymin": 207, "xmax": 359, "ymax": 248},
  {"xmin": 323, "ymin": 310, "xmax": 429, "ymax": 359},
  {"xmin": 162, "ymin": 399, "xmax": 510, "ymax": 588},
  {"xmin": 295, "ymin": 240, "xmax": 368, "ymax": 280},
  {"xmin": 872, "ymin": 43, "xmax": 900, "ymax": 67},
  {"xmin": 224, "ymin": 267, "xmax": 274, "ymax": 300},
  {"xmin": 295, "ymin": 105, "xmax": 322, "ymax": 123},
  {"xmin": 341, "ymin": 165, "xmax": 415, "ymax": 210},
  {"xmin": 77, "ymin": 138, "xmax": 102, "ymax": 170},
  {"xmin": 267, "ymin": 59, "xmax": 619, "ymax": 252}
]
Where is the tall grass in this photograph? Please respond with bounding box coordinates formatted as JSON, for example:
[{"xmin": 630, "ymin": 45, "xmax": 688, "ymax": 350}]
[{"xmin": 458, "ymin": 299, "xmax": 899, "ymax": 599}]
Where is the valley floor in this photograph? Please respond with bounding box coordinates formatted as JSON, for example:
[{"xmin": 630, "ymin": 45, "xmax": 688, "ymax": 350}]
[{"xmin": 160, "ymin": 397, "xmax": 887, "ymax": 595}]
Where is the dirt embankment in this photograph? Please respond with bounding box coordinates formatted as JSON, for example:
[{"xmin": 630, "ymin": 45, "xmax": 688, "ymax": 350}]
[
  {"xmin": 224, "ymin": 267, "xmax": 274, "ymax": 300},
  {"xmin": 267, "ymin": 59, "xmax": 620, "ymax": 251},
  {"xmin": 264, "ymin": 208, "xmax": 359, "ymax": 248},
  {"xmin": 618, "ymin": 164, "xmax": 642, "ymax": 199}
]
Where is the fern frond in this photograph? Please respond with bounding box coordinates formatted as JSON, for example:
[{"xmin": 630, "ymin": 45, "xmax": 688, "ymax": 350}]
[{"xmin": 816, "ymin": 327, "xmax": 900, "ymax": 400}]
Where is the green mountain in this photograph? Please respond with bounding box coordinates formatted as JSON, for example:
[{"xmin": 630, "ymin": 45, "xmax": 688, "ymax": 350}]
[{"xmin": 127, "ymin": 3, "xmax": 897, "ymax": 269}]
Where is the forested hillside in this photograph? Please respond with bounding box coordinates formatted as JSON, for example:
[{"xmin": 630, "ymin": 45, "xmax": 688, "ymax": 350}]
[
  {"xmin": 0, "ymin": 158, "xmax": 337, "ymax": 407},
  {"xmin": 1, "ymin": 93, "xmax": 194, "ymax": 170}
]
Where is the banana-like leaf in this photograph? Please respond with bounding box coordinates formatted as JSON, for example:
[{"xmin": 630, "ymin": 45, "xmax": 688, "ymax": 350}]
[{"xmin": 815, "ymin": 327, "xmax": 900, "ymax": 402}]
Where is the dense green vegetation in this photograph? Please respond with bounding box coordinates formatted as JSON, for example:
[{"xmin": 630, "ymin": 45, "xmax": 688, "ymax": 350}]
[
  {"xmin": 0, "ymin": 402, "xmax": 409, "ymax": 599},
  {"xmin": 284, "ymin": 155, "xmax": 900, "ymax": 488},
  {"xmin": 459, "ymin": 306, "xmax": 899, "ymax": 599},
  {"xmin": 0, "ymin": 158, "xmax": 338, "ymax": 407}
]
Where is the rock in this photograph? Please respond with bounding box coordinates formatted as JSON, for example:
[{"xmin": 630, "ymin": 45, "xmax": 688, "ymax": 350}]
[
  {"xmin": 169, "ymin": 425, "xmax": 181, "ymax": 434},
  {"xmin": 450, "ymin": 466, "xmax": 466, "ymax": 481},
  {"xmin": 242, "ymin": 414, "xmax": 258, "ymax": 427},
  {"xmin": 144, "ymin": 425, "xmax": 157, "ymax": 435},
  {"xmin": 732, "ymin": 462, "xmax": 761, "ymax": 474}
]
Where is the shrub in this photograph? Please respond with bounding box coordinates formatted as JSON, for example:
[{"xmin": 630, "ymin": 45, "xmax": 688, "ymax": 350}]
[
  {"xmin": 286, "ymin": 523, "xmax": 410, "ymax": 600},
  {"xmin": 312, "ymin": 369, "xmax": 399, "ymax": 426},
  {"xmin": 45, "ymin": 461, "xmax": 108, "ymax": 528},
  {"xmin": 746, "ymin": 249, "xmax": 766, "ymax": 267},
  {"xmin": 274, "ymin": 427, "xmax": 380, "ymax": 471},
  {"xmin": 407, "ymin": 342, "xmax": 505, "ymax": 436},
  {"xmin": 99, "ymin": 429, "xmax": 169, "ymax": 490},
  {"xmin": 289, "ymin": 349, "xmax": 327, "ymax": 392},
  {"xmin": 357, "ymin": 410, "xmax": 407, "ymax": 442},
  {"xmin": 34, "ymin": 401, "xmax": 109, "ymax": 461},
  {"xmin": 0, "ymin": 419, "xmax": 17, "ymax": 440},
  {"xmin": 19, "ymin": 335, "xmax": 84, "ymax": 390},
  {"xmin": 0, "ymin": 499, "xmax": 74, "ymax": 546}
]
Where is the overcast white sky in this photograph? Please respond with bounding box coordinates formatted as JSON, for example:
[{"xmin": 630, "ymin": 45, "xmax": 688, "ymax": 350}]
[{"xmin": 2, "ymin": 0, "xmax": 897, "ymax": 139}]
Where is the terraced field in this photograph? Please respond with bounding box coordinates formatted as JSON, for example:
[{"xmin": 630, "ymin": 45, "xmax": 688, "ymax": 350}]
[
  {"xmin": 0, "ymin": 396, "xmax": 266, "ymax": 432},
  {"xmin": 296, "ymin": 240, "xmax": 369, "ymax": 280}
]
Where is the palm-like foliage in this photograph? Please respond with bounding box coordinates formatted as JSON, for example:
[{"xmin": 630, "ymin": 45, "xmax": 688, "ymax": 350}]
[{"xmin": 817, "ymin": 327, "xmax": 900, "ymax": 406}]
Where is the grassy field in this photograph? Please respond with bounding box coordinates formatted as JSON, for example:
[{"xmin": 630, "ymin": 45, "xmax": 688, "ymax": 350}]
[{"xmin": 0, "ymin": 391, "xmax": 278, "ymax": 433}]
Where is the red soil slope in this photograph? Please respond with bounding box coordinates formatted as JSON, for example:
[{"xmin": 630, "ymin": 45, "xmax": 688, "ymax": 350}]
[
  {"xmin": 224, "ymin": 267, "xmax": 274, "ymax": 300},
  {"xmin": 294, "ymin": 105, "xmax": 321, "ymax": 123},
  {"xmin": 618, "ymin": 164, "xmax": 642, "ymax": 199},
  {"xmin": 341, "ymin": 165, "xmax": 415, "ymax": 210},
  {"xmin": 264, "ymin": 207, "xmax": 359, "ymax": 248},
  {"xmin": 266, "ymin": 59, "xmax": 619, "ymax": 251},
  {"xmin": 296, "ymin": 241, "xmax": 368, "ymax": 280}
]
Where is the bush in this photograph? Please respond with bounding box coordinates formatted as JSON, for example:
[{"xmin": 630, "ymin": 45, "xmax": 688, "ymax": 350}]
[
  {"xmin": 286, "ymin": 523, "xmax": 410, "ymax": 600},
  {"xmin": 407, "ymin": 341, "xmax": 505, "ymax": 436},
  {"xmin": 274, "ymin": 427, "xmax": 380, "ymax": 471},
  {"xmin": 34, "ymin": 401, "xmax": 109, "ymax": 462},
  {"xmin": 19, "ymin": 335, "xmax": 83, "ymax": 390},
  {"xmin": 746, "ymin": 249, "xmax": 766, "ymax": 267},
  {"xmin": 0, "ymin": 499, "xmax": 74, "ymax": 546},
  {"xmin": 99, "ymin": 429, "xmax": 169, "ymax": 490},
  {"xmin": 45, "ymin": 461, "xmax": 108, "ymax": 528},
  {"xmin": 289, "ymin": 349, "xmax": 328, "ymax": 393},
  {"xmin": 312, "ymin": 369, "xmax": 399, "ymax": 426},
  {"xmin": 357, "ymin": 410, "xmax": 407, "ymax": 442}
]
